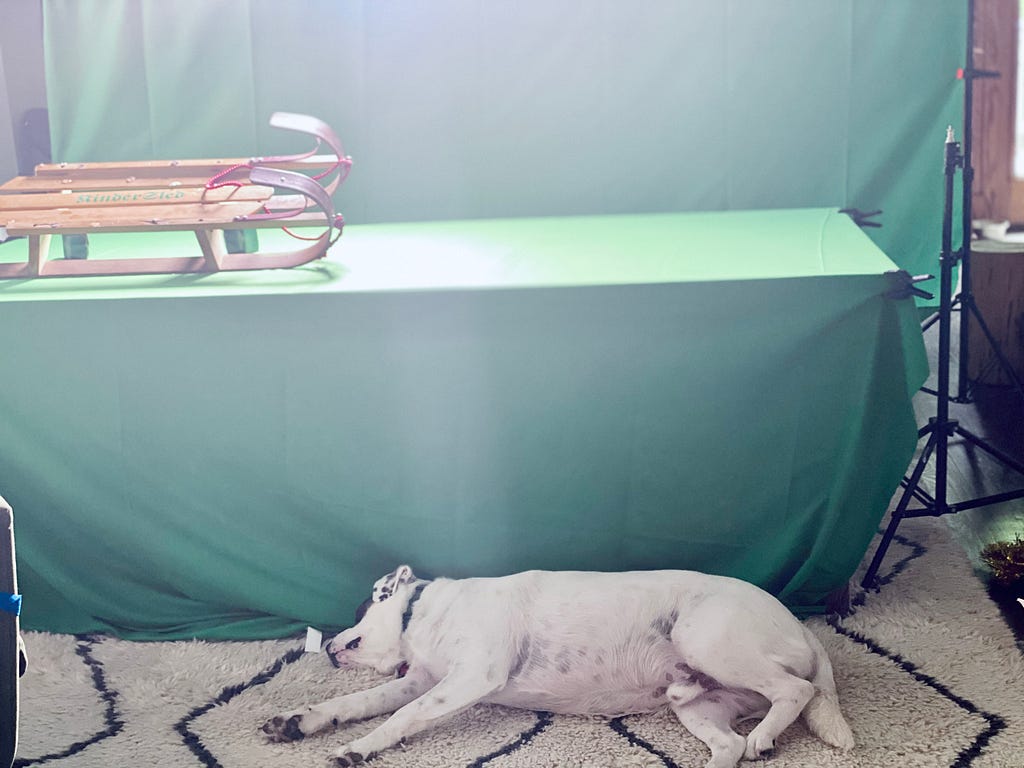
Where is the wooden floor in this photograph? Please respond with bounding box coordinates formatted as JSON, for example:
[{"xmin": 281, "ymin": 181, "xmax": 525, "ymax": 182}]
[{"xmin": 906, "ymin": 304, "xmax": 1024, "ymax": 642}]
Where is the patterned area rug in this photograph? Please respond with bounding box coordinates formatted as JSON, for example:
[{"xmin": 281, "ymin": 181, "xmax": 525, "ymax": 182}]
[{"xmin": 12, "ymin": 518, "xmax": 1024, "ymax": 768}]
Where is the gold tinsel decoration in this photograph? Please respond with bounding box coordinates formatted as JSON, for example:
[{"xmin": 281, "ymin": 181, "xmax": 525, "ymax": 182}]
[{"xmin": 980, "ymin": 535, "xmax": 1024, "ymax": 587}]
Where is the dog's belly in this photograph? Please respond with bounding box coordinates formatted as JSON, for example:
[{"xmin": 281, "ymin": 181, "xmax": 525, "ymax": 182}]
[
  {"xmin": 486, "ymin": 635, "xmax": 686, "ymax": 717},
  {"xmin": 489, "ymin": 679, "xmax": 670, "ymax": 717}
]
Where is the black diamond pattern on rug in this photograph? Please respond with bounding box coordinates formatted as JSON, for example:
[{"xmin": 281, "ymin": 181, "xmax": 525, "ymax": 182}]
[
  {"xmin": 11, "ymin": 519, "xmax": 1021, "ymax": 767},
  {"xmin": 14, "ymin": 635, "xmax": 122, "ymax": 767}
]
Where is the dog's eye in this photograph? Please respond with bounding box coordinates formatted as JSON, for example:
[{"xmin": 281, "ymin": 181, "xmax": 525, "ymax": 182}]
[{"xmin": 345, "ymin": 637, "xmax": 361, "ymax": 651}]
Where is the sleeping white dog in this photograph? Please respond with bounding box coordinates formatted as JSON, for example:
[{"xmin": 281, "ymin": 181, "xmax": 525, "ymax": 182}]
[{"xmin": 262, "ymin": 565, "xmax": 854, "ymax": 767}]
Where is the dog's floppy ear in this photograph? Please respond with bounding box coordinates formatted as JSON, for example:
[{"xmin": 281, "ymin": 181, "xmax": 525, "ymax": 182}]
[
  {"xmin": 394, "ymin": 564, "xmax": 416, "ymax": 585},
  {"xmin": 374, "ymin": 564, "xmax": 418, "ymax": 602}
]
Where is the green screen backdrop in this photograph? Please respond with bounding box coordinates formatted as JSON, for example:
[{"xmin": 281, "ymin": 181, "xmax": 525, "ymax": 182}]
[
  {"xmin": 5, "ymin": 1, "xmax": 959, "ymax": 639},
  {"xmin": 40, "ymin": 0, "xmax": 966, "ymax": 279}
]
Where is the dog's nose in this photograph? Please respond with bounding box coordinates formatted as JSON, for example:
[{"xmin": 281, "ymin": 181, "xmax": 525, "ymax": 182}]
[{"xmin": 323, "ymin": 640, "xmax": 340, "ymax": 667}]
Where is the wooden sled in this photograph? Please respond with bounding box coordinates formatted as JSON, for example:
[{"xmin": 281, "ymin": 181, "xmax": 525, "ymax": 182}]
[{"xmin": 0, "ymin": 112, "xmax": 351, "ymax": 278}]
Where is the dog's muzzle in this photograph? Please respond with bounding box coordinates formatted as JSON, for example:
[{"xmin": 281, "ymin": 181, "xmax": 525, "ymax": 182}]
[{"xmin": 326, "ymin": 645, "xmax": 368, "ymax": 671}]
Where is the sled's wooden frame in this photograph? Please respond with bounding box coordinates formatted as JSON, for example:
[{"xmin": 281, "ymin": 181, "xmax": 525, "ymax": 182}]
[{"xmin": 0, "ymin": 113, "xmax": 350, "ymax": 279}]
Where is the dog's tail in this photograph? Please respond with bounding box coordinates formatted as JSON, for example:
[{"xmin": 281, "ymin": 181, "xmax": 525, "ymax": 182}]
[{"xmin": 800, "ymin": 625, "xmax": 855, "ymax": 751}]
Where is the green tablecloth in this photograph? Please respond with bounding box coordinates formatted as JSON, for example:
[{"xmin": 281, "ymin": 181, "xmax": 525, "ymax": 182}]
[{"xmin": 0, "ymin": 208, "xmax": 926, "ymax": 639}]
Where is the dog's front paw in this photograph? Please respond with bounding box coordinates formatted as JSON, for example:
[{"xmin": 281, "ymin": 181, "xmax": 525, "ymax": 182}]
[
  {"xmin": 744, "ymin": 731, "xmax": 775, "ymax": 760},
  {"xmin": 333, "ymin": 749, "xmax": 368, "ymax": 766},
  {"xmin": 333, "ymin": 740, "xmax": 379, "ymax": 767},
  {"xmin": 261, "ymin": 712, "xmax": 307, "ymax": 743}
]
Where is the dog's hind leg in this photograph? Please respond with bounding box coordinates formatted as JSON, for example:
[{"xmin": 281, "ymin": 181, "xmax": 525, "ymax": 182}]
[
  {"xmin": 670, "ymin": 604, "xmax": 816, "ymax": 760},
  {"xmin": 670, "ymin": 690, "xmax": 755, "ymax": 768},
  {"xmin": 740, "ymin": 671, "xmax": 814, "ymax": 759},
  {"xmin": 679, "ymin": 652, "xmax": 814, "ymax": 760}
]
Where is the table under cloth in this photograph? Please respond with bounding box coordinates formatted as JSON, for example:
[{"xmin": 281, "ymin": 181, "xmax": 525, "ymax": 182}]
[{"xmin": 0, "ymin": 208, "xmax": 927, "ymax": 639}]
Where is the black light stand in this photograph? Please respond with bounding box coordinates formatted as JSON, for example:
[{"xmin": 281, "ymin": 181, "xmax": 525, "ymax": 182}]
[
  {"xmin": 861, "ymin": 128, "xmax": 1024, "ymax": 589},
  {"xmin": 922, "ymin": 0, "xmax": 1024, "ymax": 404}
]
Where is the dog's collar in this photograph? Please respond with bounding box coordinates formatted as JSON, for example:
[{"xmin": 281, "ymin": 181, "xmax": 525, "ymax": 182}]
[{"xmin": 401, "ymin": 581, "xmax": 429, "ymax": 633}]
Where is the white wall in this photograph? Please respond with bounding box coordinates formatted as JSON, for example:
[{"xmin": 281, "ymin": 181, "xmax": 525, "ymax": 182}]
[{"xmin": 0, "ymin": 42, "xmax": 16, "ymax": 183}]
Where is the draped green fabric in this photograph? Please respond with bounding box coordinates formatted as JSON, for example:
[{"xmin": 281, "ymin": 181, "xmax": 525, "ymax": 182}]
[
  {"xmin": 18, "ymin": 0, "xmax": 952, "ymax": 638},
  {"xmin": 41, "ymin": 0, "xmax": 965, "ymax": 278},
  {"xmin": 0, "ymin": 209, "xmax": 926, "ymax": 639}
]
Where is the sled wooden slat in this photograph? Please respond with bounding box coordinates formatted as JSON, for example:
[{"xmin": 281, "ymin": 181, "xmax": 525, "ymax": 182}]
[
  {"xmin": 0, "ymin": 185, "xmax": 273, "ymax": 212},
  {"xmin": 30, "ymin": 154, "xmax": 339, "ymax": 179},
  {"xmin": 1, "ymin": 154, "xmax": 339, "ymax": 193},
  {"xmin": 4, "ymin": 201, "xmax": 272, "ymax": 235},
  {"xmin": 2, "ymin": 174, "xmax": 259, "ymax": 194},
  {"xmin": 0, "ymin": 112, "xmax": 350, "ymax": 279}
]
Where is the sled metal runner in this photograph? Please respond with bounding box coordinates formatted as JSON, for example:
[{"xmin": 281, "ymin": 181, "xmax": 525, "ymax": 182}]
[{"xmin": 0, "ymin": 112, "xmax": 350, "ymax": 279}]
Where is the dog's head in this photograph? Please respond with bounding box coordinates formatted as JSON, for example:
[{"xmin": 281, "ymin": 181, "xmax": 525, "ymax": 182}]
[{"xmin": 326, "ymin": 564, "xmax": 419, "ymax": 675}]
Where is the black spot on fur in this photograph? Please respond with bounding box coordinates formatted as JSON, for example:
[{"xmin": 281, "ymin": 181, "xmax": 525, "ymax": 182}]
[
  {"xmin": 528, "ymin": 646, "xmax": 549, "ymax": 672},
  {"xmin": 510, "ymin": 636, "xmax": 531, "ymax": 678},
  {"xmin": 283, "ymin": 715, "xmax": 305, "ymax": 741},
  {"xmin": 650, "ymin": 610, "xmax": 679, "ymax": 638},
  {"xmin": 653, "ymin": 686, "xmax": 667, "ymax": 698},
  {"xmin": 676, "ymin": 662, "xmax": 721, "ymax": 691}
]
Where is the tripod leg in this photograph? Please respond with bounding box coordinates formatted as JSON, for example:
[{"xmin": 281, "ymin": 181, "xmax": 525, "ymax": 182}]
[
  {"xmin": 955, "ymin": 424, "xmax": 1024, "ymax": 475},
  {"xmin": 962, "ymin": 296, "xmax": 1024, "ymax": 401},
  {"xmin": 861, "ymin": 431, "xmax": 938, "ymax": 590}
]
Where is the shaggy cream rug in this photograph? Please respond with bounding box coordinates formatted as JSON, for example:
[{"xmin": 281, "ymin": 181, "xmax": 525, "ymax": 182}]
[{"xmin": 12, "ymin": 518, "xmax": 1024, "ymax": 768}]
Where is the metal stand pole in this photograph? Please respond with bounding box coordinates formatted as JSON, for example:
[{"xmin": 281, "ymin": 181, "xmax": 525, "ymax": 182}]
[{"xmin": 862, "ymin": 129, "xmax": 1024, "ymax": 589}]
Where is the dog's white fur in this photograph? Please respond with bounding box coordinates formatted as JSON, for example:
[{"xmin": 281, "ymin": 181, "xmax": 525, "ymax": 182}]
[{"xmin": 263, "ymin": 565, "xmax": 854, "ymax": 768}]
